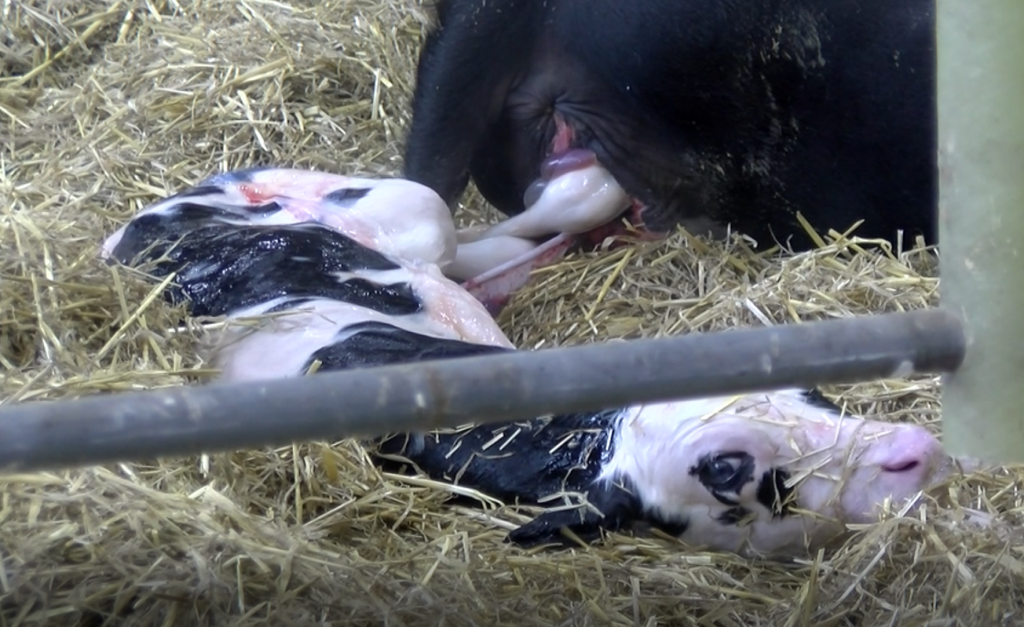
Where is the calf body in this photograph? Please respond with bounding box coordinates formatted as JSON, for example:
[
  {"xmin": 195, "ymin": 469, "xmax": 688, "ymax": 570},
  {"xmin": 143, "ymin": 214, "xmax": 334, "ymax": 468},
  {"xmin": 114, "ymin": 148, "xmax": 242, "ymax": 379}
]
[
  {"xmin": 101, "ymin": 168, "xmax": 516, "ymax": 378},
  {"xmin": 377, "ymin": 388, "xmax": 951, "ymax": 555},
  {"xmin": 404, "ymin": 0, "xmax": 937, "ymax": 251},
  {"xmin": 103, "ymin": 168, "xmax": 955, "ymax": 557}
]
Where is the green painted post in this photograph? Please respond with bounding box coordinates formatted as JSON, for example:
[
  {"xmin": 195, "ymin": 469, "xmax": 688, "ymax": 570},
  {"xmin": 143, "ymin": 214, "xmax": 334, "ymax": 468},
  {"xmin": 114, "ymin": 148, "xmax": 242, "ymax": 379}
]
[{"xmin": 939, "ymin": 0, "xmax": 1024, "ymax": 462}]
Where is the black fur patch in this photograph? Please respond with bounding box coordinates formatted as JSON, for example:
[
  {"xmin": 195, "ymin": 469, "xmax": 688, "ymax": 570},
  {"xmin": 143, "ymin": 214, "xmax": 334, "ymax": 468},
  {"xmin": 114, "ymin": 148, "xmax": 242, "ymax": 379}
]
[
  {"xmin": 506, "ymin": 477, "xmax": 643, "ymax": 547},
  {"xmin": 110, "ymin": 217, "xmax": 421, "ymax": 318},
  {"xmin": 372, "ymin": 394, "xmax": 630, "ymax": 549},
  {"xmin": 324, "ymin": 187, "xmax": 372, "ymax": 205},
  {"xmin": 160, "ymin": 202, "xmax": 238, "ymax": 226},
  {"xmin": 264, "ymin": 297, "xmax": 313, "ymax": 314},
  {"xmin": 170, "ymin": 185, "xmax": 226, "ymax": 200},
  {"xmin": 755, "ymin": 468, "xmax": 795, "ymax": 517},
  {"xmin": 716, "ymin": 506, "xmax": 752, "ymax": 526},
  {"xmin": 801, "ymin": 389, "xmax": 843, "ymax": 413},
  {"xmin": 241, "ymin": 201, "xmax": 284, "ymax": 217},
  {"xmin": 374, "ymin": 408, "xmax": 624, "ymax": 507},
  {"xmin": 306, "ymin": 321, "xmax": 511, "ymax": 373},
  {"xmin": 646, "ymin": 513, "xmax": 690, "ymax": 537}
]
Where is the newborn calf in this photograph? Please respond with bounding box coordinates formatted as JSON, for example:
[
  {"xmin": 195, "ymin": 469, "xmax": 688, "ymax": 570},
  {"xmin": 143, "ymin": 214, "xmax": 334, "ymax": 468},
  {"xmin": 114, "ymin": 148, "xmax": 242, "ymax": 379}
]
[{"xmin": 102, "ymin": 167, "xmax": 956, "ymax": 557}]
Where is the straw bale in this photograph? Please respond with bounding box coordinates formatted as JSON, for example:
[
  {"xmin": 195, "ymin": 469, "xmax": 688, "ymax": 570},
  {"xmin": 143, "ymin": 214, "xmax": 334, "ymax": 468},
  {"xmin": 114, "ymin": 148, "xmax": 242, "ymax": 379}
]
[{"xmin": 2, "ymin": 0, "xmax": 1023, "ymax": 625}]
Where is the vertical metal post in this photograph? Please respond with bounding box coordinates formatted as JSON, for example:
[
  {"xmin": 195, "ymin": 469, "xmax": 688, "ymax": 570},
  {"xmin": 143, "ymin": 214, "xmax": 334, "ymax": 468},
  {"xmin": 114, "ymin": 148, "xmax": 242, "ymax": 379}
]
[{"xmin": 938, "ymin": 0, "xmax": 1024, "ymax": 462}]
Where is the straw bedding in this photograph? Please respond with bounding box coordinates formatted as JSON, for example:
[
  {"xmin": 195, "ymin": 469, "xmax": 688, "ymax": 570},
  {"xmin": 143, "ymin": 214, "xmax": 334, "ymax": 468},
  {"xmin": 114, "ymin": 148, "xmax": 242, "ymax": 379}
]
[{"xmin": 2, "ymin": 0, "xmax": 1023, "ymax": 625}]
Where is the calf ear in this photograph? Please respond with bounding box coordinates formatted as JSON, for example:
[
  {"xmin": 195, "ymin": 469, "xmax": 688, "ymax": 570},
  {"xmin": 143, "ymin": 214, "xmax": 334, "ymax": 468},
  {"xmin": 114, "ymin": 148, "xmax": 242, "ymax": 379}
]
[{"xmin": 506, "ymin": 481, "xmax": 642, "ymax": 547}]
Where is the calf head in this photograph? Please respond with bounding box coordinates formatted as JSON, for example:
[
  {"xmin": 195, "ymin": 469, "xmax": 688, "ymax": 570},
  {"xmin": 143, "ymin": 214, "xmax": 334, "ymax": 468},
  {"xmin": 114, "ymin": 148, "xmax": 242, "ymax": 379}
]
[{"xmin": 511, "ymin": 389, "xmax": 954, "ymax": 557}]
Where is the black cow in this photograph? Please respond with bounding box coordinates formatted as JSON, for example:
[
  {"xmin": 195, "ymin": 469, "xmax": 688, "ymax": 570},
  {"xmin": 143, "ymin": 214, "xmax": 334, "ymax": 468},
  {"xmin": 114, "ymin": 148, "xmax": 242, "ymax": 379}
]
[{"xmin": 402, "ymin": 0, "xmax": 937, "ymax": 252}]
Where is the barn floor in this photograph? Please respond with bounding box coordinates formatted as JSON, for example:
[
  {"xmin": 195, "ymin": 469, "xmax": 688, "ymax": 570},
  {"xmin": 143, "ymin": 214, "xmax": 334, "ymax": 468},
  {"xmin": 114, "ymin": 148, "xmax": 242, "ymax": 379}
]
[{"xmin": 2, "ymin": 0, "xmax": 1024, "ymax": 625}]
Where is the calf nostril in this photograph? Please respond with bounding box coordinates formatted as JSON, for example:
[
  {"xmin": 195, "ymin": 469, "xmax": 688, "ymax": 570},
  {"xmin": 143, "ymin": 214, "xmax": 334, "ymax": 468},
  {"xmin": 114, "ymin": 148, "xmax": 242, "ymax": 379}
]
[{"xmin": 882, "ymin": 460, "xmax": 920, "ymax": 473}]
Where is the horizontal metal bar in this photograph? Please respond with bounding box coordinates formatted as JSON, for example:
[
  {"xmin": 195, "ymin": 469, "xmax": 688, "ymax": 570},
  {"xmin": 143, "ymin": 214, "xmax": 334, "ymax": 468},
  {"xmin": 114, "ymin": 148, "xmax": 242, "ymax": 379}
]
[{"xmin": 0, "ymin": 308, "xmax": 965, "ymax": 475}]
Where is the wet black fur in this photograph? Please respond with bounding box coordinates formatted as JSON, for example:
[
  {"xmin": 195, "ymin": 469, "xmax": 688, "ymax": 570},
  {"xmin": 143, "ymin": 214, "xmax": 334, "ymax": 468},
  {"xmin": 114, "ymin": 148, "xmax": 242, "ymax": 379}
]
[
  {"xmin": 109, "ymin": 203, "xmax": 422, "ymax": 319},
  {"xmin": 403, "ymin": 0, "xmax": 936, "ymax": 251}
]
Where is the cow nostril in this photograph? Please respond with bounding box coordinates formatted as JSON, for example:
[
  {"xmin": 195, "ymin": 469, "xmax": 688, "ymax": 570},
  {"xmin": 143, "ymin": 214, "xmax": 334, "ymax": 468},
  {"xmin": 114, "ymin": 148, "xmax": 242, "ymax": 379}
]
[{"xmin": 882, "ymin": 460, "xmax": 920, "ymax": 473}]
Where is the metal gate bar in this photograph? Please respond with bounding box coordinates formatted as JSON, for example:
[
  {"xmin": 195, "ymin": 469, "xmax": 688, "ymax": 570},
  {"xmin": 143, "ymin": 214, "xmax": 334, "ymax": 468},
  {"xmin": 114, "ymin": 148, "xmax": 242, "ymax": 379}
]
[{"xmin": 0, "ymin": 309, "xmax": 963, "ymax": 475}]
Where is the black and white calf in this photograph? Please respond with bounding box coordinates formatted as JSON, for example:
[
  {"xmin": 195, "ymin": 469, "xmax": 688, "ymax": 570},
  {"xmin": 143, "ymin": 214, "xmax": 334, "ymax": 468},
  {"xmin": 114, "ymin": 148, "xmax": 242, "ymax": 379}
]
[
  {"xmin": 375, "ymin": 388, "xmax": 949, "ymax": 555},
  {"xmin": 404, "ymin": 0, "xmax": 938, "ymax": 253},
  {"xmin": 102, "ymin": 168, "xmax": 955, "ymax": 557}
]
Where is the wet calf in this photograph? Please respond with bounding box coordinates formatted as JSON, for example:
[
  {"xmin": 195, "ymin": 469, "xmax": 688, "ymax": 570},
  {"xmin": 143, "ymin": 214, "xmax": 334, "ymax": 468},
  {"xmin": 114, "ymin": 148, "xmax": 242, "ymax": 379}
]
[{"xmin": 102, "ymin": 168, "xmax": 955, "ymax": 556}]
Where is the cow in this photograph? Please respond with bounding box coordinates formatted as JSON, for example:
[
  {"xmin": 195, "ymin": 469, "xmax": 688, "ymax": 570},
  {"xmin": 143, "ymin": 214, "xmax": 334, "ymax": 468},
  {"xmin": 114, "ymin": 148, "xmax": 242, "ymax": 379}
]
[{"xmin": 402, "ymin": 0, "xmax": 937, "ymax": 255}]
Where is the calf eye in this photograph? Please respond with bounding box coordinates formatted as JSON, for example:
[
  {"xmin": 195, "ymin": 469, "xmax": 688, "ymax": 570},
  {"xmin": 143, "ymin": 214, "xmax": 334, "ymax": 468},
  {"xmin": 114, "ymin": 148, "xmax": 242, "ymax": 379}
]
[
  {"xmin": 703, "ymin": 457, "xmax": 740, "ymax": 486},
  {"xmin": 690, "ymin": 452, "xmax": 756, "ymax": 494}
]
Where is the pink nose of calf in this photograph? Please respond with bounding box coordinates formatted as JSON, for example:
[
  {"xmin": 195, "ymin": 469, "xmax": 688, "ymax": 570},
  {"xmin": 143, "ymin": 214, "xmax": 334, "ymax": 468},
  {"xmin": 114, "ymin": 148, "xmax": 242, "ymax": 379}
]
[
  {"xmin": 875, "ymin": 424, "xmax": 945, "ymax": 476},
  {"xmin": 843, "ymin": 424, "xmax": 949, "ymax": 523}
]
